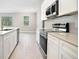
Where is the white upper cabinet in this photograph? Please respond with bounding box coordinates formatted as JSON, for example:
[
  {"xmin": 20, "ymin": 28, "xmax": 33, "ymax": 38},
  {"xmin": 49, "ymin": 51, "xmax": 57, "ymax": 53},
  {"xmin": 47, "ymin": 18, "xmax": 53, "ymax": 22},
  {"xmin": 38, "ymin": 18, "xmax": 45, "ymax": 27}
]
[
  {"xmin": 41, "ymin": 3, "xmax": 47, "ymax": 20},
  {"xmin": 59, "ymin": 0, "xmax": 78, "ymax": 16}
]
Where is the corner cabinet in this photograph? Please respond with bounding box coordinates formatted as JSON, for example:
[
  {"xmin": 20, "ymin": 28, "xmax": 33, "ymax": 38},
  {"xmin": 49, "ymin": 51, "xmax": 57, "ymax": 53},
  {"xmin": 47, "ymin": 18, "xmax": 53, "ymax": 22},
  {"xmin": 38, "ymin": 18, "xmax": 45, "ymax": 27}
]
[
  {"xmin": 47, "ymin": 34, "xmax": 78, "ymax": 59},
  {"xmin": 58, "ymin": 0, "xmax": 78, "ymax": 16}
]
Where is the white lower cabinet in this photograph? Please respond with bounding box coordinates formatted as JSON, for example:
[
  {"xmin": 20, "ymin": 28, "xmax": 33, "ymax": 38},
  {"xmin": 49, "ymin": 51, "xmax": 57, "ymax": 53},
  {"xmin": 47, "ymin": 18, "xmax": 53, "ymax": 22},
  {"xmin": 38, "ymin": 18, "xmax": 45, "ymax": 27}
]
[
  {"xmin": 59, "ymin": 40, "xmax": 78, "ymax": 59},
  {"xmin": 4, "ymin": 37, "xmax": 10, "ymax": 59},
  {"xmin": 47, "ymin": 34, "xmax": 78, "ymax": 59},
  {"xmin": 0, "ymin": 36, "xmax": 3, "ymax": 59},
  {"xmin": 9, "ymin": 30, "xmax": 17, "ymax": 55},
  {"xmin": 3, "ymin": 30, "xmax": 17, "ymax": 59},
  {"xmin": 47, "ymin": 35, "xmax": 59, "ymax": 59}
]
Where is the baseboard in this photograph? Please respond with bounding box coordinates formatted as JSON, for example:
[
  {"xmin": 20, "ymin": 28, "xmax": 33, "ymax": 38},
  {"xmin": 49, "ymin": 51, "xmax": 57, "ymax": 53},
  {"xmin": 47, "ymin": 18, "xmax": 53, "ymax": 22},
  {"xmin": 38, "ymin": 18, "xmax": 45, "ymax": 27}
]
[{"xmin": 36, "ymin": 42, "xmax": 47, "ymax": 59}]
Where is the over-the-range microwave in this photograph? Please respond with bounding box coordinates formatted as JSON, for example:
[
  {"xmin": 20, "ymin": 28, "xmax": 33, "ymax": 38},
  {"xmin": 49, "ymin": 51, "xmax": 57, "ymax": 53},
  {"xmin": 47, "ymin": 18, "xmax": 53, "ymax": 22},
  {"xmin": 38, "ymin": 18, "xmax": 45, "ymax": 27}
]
[{"xmin": 46, "ymin": 0, "xmax": 59, "ymax": 18}]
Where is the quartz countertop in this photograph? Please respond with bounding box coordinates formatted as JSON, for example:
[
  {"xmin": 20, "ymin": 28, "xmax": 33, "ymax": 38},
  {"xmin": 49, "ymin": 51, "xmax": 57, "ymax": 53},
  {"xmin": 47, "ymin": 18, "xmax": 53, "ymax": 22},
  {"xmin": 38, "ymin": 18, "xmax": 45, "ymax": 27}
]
[
  {"xmin": 0, "ymin": 27, "xmax": 19, "ymax": 35},
  {"xmin": 0, "ymin": 31, "xmax": 10, "ymax": 35},
  {"xmin": 48, "ymin": 32, "xmax": 78, "ymax": 47}
]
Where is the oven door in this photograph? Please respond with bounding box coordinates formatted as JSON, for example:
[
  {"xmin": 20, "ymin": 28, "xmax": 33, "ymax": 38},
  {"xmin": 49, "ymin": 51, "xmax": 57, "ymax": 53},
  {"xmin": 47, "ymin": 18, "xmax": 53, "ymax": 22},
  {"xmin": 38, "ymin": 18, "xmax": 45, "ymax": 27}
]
[{"xmin": 40, "ymin": 35, "xmax": 47, "ymax": 54}]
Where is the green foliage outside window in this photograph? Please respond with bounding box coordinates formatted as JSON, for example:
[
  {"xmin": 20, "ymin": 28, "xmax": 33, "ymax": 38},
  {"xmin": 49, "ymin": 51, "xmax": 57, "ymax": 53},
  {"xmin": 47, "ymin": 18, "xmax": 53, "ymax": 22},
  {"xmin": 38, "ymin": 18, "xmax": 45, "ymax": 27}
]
[
  {"xmin": 1, "ymin": 16, "xmax": 12, "ymax": 26},
  {"xmin": 24, "ymin": 16, "xmax": 29, "ymax": 25}
]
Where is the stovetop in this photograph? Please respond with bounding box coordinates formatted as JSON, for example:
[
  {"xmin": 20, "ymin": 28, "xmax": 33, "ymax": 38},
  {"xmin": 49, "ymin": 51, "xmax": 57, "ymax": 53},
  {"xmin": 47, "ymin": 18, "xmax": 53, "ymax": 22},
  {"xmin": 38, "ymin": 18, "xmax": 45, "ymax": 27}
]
[
  {"xmin": 40, "ymin": 29, "xmax": 67, "ymax": 38},
  {"xmin": 40, "ymin": 29, "xmax": 67, "ymax": 33}
]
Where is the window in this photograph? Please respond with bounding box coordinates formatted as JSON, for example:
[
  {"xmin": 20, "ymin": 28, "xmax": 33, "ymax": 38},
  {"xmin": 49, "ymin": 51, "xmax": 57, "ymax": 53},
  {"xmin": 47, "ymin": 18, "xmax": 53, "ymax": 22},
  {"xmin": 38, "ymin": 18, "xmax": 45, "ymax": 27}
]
[
  {"xmin": 24, "ymin": 16, "xmax": 29, "ymax": 26},
  {"xmin": 1, "ymin": 16, "xmax": 13, "ymax": 26}
]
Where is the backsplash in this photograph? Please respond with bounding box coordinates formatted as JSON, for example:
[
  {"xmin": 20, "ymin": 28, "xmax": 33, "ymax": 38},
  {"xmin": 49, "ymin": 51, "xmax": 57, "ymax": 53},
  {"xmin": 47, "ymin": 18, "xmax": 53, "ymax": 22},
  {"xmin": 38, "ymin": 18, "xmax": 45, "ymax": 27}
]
[{"xmin": 44, "ymin": 14, "xmax": 78, "ymax": 35}]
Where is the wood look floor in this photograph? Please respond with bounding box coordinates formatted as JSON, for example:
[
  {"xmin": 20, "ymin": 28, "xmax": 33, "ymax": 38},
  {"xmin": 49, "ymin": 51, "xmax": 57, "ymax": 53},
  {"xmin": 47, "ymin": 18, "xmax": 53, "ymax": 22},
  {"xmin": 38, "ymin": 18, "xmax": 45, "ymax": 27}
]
[{"xmin": 10, "ymin": 33, "xmax": 43, "ymax": 59}]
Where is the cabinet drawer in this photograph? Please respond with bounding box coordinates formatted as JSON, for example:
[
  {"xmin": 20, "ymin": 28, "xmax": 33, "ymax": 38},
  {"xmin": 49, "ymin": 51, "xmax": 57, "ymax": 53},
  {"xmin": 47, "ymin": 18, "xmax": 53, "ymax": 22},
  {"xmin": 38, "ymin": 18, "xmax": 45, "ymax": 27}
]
[{"xmin": 48, "ymin": 35, "xmax": 59, "ymax": 45}]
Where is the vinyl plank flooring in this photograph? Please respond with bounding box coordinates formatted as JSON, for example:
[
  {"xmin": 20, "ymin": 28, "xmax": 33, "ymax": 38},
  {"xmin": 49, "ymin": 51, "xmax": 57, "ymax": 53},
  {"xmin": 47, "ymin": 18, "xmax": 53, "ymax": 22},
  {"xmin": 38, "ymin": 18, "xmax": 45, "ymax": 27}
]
[{"xmin": 10, "ymin": 32, "xmax": 43, "ymax": 59}]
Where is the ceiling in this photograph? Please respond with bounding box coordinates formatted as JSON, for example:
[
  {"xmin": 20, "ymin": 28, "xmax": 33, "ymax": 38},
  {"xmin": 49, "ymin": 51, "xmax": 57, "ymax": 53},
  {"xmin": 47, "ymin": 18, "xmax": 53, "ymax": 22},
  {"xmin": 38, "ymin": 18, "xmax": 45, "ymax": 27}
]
[{"xmin": 0, "ymin": 0, "xmax": 44, "ymax": 12}]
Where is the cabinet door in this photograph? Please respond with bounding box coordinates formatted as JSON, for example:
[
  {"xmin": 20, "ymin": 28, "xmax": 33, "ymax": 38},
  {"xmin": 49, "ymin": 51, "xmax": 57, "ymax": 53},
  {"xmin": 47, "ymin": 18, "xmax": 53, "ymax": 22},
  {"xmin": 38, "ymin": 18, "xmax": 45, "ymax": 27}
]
[
  {"xmin": 4, "ymin": 36, "xmax": 10, "ymax": 59},
  {"xmin": 9, "ymin": 30, "xmax": 17, "ymax": 53},
  {"xmin": 59, "ymin": 0, "xmax": 78, "ymax": 16},
  {"xmin": 47, "ymin": 35, "xmax": 59, "ymax": 59},
  {"xmin": 0, "ymin": 36, "xmax": 3, "ymax": 59},
  {"xmin": 41, "ymin": 2, "xmax": 47, "ymax": 20},
  {"xmin": 60, "ymin": 40, "xmax": 78, "ymax": 59},
  {"xmin": 3, "ymin": 30, "xmax": 17, "ymax": 59}
]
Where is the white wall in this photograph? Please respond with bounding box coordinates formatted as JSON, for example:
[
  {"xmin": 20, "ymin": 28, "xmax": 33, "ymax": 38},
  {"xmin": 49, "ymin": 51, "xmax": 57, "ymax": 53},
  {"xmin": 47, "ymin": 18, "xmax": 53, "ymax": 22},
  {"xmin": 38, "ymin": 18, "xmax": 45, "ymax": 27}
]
[
  {"xmin": 36, "ymin": 7, "xmax": 42, "ymax": 44},
  {"xmin": 0, "ymin": 12, "xmax": 37, "ymax": 32},
  {"xmin": 14, "ymin": 12, "xmax": 37, "ymax": 32}
]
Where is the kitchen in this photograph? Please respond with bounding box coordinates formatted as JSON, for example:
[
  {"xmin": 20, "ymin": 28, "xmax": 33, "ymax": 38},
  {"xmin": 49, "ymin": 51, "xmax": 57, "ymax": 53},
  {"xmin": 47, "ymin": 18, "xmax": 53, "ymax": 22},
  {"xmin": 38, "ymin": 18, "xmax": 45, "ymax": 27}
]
[{"xmin": 0, "ymin": 0, "xmax": 78, "ymax": 59}]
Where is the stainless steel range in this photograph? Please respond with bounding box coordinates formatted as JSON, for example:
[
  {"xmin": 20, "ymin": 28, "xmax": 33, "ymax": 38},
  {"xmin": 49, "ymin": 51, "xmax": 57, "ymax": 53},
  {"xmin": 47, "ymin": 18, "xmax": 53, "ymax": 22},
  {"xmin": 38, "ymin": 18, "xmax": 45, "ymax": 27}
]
[{"xmin": 40, "ymin": 29, "xmax": 48, "ymax": 54}]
